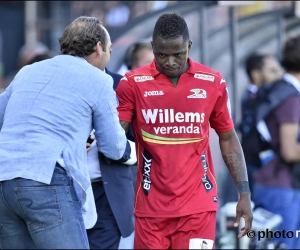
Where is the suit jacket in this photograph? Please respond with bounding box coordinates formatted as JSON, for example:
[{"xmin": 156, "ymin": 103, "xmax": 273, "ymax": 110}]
[
  {"xmin": 106, "ymin": 68, "xmax": 123, "ymax": 90},
  {"xmin": 99, "ymin": 155, "xmax": 134, "ymax": 237},
  {"xmin": 99, "ymin": 68, "xmax": 134, "ymax": 237}
]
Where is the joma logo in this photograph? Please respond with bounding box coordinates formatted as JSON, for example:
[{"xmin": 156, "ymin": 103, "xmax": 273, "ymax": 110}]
[{"xmin": 144, "ymin": 90, "xmax": 164, "ymax": 97}]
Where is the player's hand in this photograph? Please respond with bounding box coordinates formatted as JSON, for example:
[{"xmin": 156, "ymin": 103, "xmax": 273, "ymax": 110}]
[{"xmin": 234, "ymin": 193, "xmax": 253, "ymax": 238}]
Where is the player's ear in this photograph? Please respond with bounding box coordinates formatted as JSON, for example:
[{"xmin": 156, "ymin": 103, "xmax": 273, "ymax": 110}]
[{"xmin": 187, "ymin": 40, "xmax": 192, "ymax": 54}]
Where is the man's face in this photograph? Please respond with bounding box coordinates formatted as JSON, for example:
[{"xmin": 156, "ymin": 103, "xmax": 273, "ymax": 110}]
[
  {"xmin": 260, "ymin": 56, "xmax": 283, "ymax": 85},
  {"xmin": 151, "ymin": 36, "xmax": 191, "ymax": 78},
  {"xmin": 98, "ymin": 26, "xmax": 112, "ymax": 71},
  {"xmin": 132, "ymin": 48, "xmax": 154, "ymax": 70}
]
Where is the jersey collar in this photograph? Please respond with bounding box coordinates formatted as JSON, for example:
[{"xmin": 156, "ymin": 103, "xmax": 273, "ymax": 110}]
[{"xmin": 149, "ymin": 58, "xmax": 196, "ymax": 77}]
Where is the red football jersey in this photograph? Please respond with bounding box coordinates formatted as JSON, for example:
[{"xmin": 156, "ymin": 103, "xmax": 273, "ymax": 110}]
[{"xmin": 116, "ymin": 58, "xmax": 234, "ymax": 218}]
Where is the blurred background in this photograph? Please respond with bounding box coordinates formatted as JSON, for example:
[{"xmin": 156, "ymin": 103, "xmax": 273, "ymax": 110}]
[{"xmin": 0, "ymin": 1, "xmax": 299, "ymax": 247}]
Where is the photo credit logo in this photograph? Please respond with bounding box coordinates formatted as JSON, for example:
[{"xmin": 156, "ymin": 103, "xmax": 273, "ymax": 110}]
[{"xmin": 247, "ymin": 229, "xmax": 300, "ymax": 241}]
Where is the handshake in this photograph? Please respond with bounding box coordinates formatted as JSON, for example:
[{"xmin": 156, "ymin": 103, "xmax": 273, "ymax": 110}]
[{"xmin": 99, "ymin": 139, "xmax": 137, "ymax": 166}]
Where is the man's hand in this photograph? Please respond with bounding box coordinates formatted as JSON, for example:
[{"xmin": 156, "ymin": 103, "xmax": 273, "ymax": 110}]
[
  {"xmin": 234, "ymin": 193, "xmax": 253, "ymax": 238},
  {"xmin": 86, "ymin": 134, "xmax": 95, "ymax": 154},
  {"xmin": 86, "ymin": 142, "xmax": 92, "ymax": 153}
]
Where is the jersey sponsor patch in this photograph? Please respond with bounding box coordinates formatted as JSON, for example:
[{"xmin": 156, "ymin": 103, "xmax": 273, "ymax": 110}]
[
  {"xmin": 194, "ymin": 73, "xmax": 215, "ymax": 82},
  {"xmin": 142, "ymin": 109, "xmax": 205, "ymax": 124},
  {"xmin": 201, "ymin": 153, "xmax": 213, "ymax": 193},
  {"xmin": 140, "ymin": 109, "xmax": 205, "ymax": 143},
  {"xmin": 187, "ymin": 89, "xmax": 207, "ymax": 98},
  {"xmin": 189, "ymin": 238, "xmax": 214, "ymax": 249},
  {"xmin": 142, "ymin": 150, "xmax": 152, "ymax": 196},
  {"xmin": 134, "ymin": 75, "xmax": 154, "ymax": 82}
]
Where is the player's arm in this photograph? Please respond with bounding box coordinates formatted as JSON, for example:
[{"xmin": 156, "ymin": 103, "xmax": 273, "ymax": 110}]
[
  {"xmin": 120, "ymin": 120, "xmax": 130, "ymax": 133},
  {"xmin": 217, "ymin": 129, "xmax": 253, "ymax": 238},
  {"xmin": 114, "ymin": 75, "xmax": 136, "ymax": 164},
  {"xmin": 217, "ymin": 129, "xmax": 248, "ymax": 183}
]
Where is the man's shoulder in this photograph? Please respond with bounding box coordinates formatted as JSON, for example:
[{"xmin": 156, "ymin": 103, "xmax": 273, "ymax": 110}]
[
  {"xmin": 256, "ymin": 77, "xmax": 299, "ymax": 121},
  {"xmin": 55, "ymin": 55, "xmax": 101, "ymax": 72},
  {"xmin": 53, "ymin": 57, "xmax": 113, "ymax": 89},
  {"xmin": 187, "ymin": 59, "xmax": 226, "ymax": 88},
  {"xmin": 188, "ymin": 59, "xmax": 223, "ymax": 84},
  {"xmin": 264, "ymin": 78, "xmax": 298, "ymax": 98}
]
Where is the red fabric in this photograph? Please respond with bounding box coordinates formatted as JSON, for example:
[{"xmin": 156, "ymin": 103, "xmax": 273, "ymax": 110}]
[
  {"xmin": 134, "ymin": 211, "xmax": 216, "ymax": 249},
  {"xmin": 116, "ymin": 58, "xmax": 234, "ymax": 217}
]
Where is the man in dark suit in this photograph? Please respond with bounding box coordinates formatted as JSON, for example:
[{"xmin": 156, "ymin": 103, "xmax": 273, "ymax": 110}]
[
  {"xmin": 86, "ymin": 68, "xmax": 136, "ymax": 249},
  {"xmin": 107, "ymin": 67, "xmax": 137, "ymax": 182},
  {"xmin": 106, "ymin": 68, "xmax": 122, "ymax": 90}
]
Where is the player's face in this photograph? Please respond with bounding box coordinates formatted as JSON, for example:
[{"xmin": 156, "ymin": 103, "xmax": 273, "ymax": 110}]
[{"xmin": 151, "ymin": 36, "xmax": 192, "ymax": 78}]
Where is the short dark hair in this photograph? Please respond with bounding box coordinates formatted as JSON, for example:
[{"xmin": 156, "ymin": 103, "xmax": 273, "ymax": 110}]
[
  {"xmin": 152, "ymin": 13, "xmax": 190, "ymax": 42},
  {"xmin": 59, "ymin": 16, "xmax": 107, "ymax": 57},
  {"xmin": 245, "ymin": 53, "xmax": 267, "ymax": 82},
  {"xmin": 125, "ymin": 42, "xmax": 152, "ymax": 70},
  {"xmin": 281, "ymin": 35, "xmax": 300, "ymax": 72}
]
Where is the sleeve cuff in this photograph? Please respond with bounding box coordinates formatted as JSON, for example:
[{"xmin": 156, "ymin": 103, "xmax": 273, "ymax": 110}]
[{"xmin": 119, "ymin": 140, "xmax": 137, "ymax": 165}]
